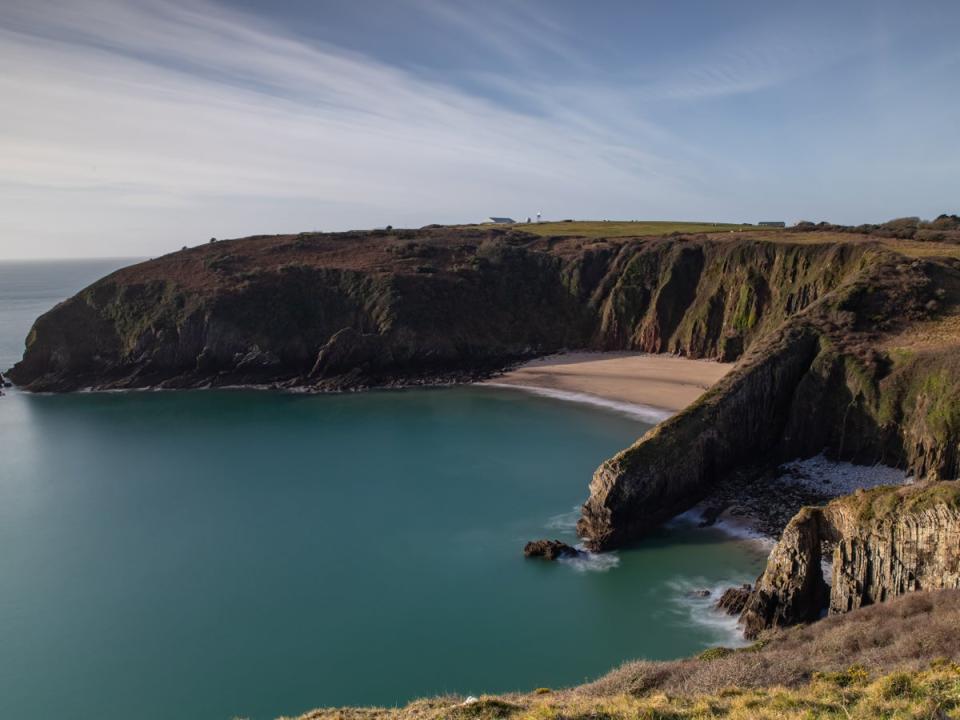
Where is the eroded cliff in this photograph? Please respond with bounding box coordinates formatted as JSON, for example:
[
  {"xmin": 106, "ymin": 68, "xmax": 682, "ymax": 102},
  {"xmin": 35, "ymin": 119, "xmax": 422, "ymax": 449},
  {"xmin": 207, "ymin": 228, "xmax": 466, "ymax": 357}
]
[
  {"xmin": 579, "ymin": 250, "xmax": 960, "ymax": 549},
  {"xmin": 9, "ymin": 228, "xmax": 884, "ymax": 393},
  {"xmin": 740, "ymin": 482, "xmax": 960, "ymax": 637},
  {"xmin": 10, "ymin": 226, "xmax": 960, "ymax": 572}
]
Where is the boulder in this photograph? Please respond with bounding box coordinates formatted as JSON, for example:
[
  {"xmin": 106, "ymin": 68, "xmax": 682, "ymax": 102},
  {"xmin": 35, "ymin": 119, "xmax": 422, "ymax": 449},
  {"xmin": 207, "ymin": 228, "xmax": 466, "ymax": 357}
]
[{"xmin": 523, "ymin": 539, "xmax": 580, "ymax": 560}]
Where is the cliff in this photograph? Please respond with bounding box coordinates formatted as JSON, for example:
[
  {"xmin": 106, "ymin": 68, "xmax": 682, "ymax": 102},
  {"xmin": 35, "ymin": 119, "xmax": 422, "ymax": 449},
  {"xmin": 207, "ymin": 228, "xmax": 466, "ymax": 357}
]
[
  {"xmin": 740, "ymin": 482, "xmax": 960, "ymax": 637},
  {"xmin": 579, "ymin": 250, "xmax": 960, "ymax": 549},
  {"xmin": 6, "ymin": 229, "xmax": 872, "ymax": 391},
  {"xmin": 10, "ymin": 228, "xmax": 598, "ymax": 391},
  {"xmin": 10, "ymin": 225, "xmax": 960, "ymax": 561}
]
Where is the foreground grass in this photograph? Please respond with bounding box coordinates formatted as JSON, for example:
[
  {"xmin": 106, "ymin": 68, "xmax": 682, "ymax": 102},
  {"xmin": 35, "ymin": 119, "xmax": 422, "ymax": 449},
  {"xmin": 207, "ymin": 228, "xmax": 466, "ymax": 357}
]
[
  {"xmin": 292, "ymin": 665, "xmax": 960, "ymax": 720},
  {"xmin": 289, "ymin": 591, "xmax": 960, "ymax": 720},
  {"xmin": 503, "ymin": 220, "xmax": 762, "ymax": 238}
]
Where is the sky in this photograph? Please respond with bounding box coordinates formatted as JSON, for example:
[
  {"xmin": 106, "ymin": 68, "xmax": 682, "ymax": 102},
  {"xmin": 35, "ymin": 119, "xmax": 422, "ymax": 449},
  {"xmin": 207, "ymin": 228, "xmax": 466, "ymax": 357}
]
[{"xmin": 1, "ymin": 0, "xmax": 959, "ymax": 259}]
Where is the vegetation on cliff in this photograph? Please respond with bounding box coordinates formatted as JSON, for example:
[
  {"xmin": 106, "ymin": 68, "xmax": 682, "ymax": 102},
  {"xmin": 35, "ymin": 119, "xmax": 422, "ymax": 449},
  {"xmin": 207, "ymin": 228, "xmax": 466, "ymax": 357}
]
[
  {"xmin": 11, "ymin": 219, "xmax": 960, "ymax": 714},
  {"xmin": 580, "ymin": 243, "xmax": 960, "ymax": 550},
  {"xmin": 10, "ymin": 220, "xmax": 960, "ymax": 564}
]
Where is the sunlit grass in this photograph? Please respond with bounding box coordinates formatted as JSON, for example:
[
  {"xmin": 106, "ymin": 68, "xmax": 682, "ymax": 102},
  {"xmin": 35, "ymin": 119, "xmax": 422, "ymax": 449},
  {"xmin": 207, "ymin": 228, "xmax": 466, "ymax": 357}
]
[
  {"xmin": 291, "ymin": 665, "xmax": 960, "ymax": 720},
  {"xmin": 501, "ymin": 220, "xmax": 765, "ymax": 238}
]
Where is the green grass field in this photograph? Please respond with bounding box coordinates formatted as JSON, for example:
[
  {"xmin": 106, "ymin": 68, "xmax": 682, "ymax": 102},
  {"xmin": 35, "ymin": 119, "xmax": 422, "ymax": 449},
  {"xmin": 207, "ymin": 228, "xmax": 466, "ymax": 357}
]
[{"xmin": 507, "ymin": 220, "xmax": 765, "ymax": 238}]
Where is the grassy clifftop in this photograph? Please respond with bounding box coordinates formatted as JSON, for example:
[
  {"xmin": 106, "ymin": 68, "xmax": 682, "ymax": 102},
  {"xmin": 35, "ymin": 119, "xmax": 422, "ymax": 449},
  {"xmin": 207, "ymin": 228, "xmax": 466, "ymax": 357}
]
[
  {"xmin": 497, "ymin": 220, "xmax": 761, "ymax": 238},
  {"xmin": 8, "ymin": 226, "xmax": 900, "ymax": 393},
  {"xmin": 12, "ymin": 222, "xmax": 960, "ymax": 548},
  {"xmin": 11, "ymin": 221, "xmax": 960, "ymax": 544}
]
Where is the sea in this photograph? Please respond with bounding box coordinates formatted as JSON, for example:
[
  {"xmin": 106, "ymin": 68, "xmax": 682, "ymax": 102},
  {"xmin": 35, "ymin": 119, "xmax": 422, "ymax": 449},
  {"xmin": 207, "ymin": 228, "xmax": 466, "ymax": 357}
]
[{"xmin": 0, "ymin": 259, "xmax": 767, "ymax": 720}]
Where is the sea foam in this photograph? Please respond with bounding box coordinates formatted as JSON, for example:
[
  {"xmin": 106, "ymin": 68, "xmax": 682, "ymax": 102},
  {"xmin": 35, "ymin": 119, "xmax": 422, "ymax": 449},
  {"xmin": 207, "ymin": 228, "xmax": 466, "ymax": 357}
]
[
  {"xmin": 483, "ymin": 382, "xmax": 672, "ymax": 423},
  {"xmin": 665, "ymin": 576, "xmax": 754, "ymax": 649},
  {"xmin": 559, "ymin": 546, "xmax": 620, "ymax": 573}
]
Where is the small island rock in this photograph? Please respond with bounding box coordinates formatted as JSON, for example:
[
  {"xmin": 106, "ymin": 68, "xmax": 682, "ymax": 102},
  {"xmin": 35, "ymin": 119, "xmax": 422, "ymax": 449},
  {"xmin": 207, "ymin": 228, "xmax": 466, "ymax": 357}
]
[{"xmin": 523, "ymin": 539, "xmax": 580, "ymax": 560}]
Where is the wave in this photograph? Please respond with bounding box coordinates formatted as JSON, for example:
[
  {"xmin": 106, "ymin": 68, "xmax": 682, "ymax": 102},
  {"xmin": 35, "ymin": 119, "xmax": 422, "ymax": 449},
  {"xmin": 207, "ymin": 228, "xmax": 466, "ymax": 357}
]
[
  {"xmin": 483, "ymin": 383, "xmax": 672, "ymax": 423},
  {"xmin": 559, "ymin": 545, "xmax": 620, "ymax": 572},
  {"xmin": 665, "ymin": 576, "xmax": 753, "ymax": 649},
  {"xmin": 545, "ymin": 506, "xmax": 581, "ymax": 532},
  {"xmin": 542, "ymin": 507, "xmax": 619, "ymax": 572},
  {"xmin": 667, "ymin": 506, "xmax": 775, "ymax": 548}
]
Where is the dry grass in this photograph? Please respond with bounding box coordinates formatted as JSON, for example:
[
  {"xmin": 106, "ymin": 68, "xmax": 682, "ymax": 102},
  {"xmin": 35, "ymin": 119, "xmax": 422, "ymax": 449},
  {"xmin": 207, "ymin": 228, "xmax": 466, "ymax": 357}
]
[
  {"xmin": 292, "ymin": 667, "xmax": 960, "ymax": 720},
  {"xmin": 288, "ymin": 591, "xmax": 960, "ymax": 720},
  {"xmin": 749, "ymin": 231, "xmax": 960, "ymax": 259},
  {"xmin": 882, "ymin": 315, "xmax": 960, "ymax": 353},
  {"xmin": 585, "ymin": 591, "xmax": 960, "ymax": 698}
]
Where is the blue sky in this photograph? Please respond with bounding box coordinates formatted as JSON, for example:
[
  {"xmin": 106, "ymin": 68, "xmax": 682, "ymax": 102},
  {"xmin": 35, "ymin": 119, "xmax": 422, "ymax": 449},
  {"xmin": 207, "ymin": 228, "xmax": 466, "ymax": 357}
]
[{"xmin": 1, "ymin": 0, "xmax": 958, "ymax": 258}]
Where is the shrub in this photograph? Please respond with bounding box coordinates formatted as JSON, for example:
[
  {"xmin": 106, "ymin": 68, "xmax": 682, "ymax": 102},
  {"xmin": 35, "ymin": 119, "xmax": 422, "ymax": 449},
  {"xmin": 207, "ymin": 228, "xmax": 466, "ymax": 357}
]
[
  {"xmin": 879, "ymin": 672, "xmax": 917, "ymax": 699},
  {"xmin": 698, "ymin": 646, "xmax": 735, "ymax": 661}
]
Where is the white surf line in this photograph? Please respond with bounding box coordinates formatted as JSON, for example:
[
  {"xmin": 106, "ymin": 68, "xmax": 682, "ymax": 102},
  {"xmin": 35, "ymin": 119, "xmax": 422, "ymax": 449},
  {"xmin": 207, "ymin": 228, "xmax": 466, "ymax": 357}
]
[
  {"xmin": 541, "ymin": 505, "xmax": 621, "ymax": 572},
  {"xmin": 666, "ymin": 576, "xmax": 754, "ymax": 649},
  {"xmin": 482, "ymin": 382, "xmax": 673, "ymax": 424},
  {"xmin": 559, "ymin": 546, "xmax": 621, "ymax": 573},
  {"xmin": 669, "ymin": 506, "xmax": 776, "ymax": 549},
  {"xmin": 545, "ymin": 506, "xmax": 581, "ymax": 532}
]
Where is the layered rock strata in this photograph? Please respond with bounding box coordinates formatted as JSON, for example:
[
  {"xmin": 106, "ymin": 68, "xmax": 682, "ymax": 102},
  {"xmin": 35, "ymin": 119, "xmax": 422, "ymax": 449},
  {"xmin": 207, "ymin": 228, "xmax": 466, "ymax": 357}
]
[{"xmin": 740, "ymin": 482, "xmax": 960, "ymax": 637}]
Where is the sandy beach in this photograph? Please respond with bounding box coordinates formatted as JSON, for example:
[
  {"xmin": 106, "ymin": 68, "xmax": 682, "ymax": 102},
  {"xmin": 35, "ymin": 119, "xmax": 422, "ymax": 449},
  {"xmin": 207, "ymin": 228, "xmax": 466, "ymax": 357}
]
[{"xmin": 485, "ymin": 352, "xmax": 734, "ymax": 415}]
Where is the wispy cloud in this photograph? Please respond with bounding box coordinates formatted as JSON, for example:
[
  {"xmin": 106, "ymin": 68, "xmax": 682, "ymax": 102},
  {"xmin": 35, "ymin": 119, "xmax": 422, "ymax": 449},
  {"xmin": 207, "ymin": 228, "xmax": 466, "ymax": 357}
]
[
  {"xmin": 638, "ymin": 19, "xmax": 871, "ymax": 101},
  {"xmin": 0, "ymin": 0, "xmax": 710, "ymax": 257},
  {"xmin": 0, "ymin": 0, "xmax": 955, "ymax": 258}
]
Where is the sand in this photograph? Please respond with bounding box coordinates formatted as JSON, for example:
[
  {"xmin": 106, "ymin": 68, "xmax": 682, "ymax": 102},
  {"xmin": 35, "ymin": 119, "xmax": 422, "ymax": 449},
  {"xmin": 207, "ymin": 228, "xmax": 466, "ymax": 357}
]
[{"xmin": 484, "ymin": 352, "xmax": 733, "ymax": 415}]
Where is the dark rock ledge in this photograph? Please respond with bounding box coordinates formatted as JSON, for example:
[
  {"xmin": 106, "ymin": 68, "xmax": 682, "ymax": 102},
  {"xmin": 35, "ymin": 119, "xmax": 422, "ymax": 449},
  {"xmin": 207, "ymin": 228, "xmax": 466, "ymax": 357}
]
[{"xmin": 523, "ymin": 539, "xmax": 581, "ymax": 560}]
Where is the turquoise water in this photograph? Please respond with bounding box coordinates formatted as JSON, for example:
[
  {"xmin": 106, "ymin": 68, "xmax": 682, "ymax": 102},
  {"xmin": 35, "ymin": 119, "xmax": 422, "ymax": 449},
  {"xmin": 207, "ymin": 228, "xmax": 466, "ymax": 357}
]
[{"xmin": 0, "ymin": 261, "xmax": 766, "ymax": 720}]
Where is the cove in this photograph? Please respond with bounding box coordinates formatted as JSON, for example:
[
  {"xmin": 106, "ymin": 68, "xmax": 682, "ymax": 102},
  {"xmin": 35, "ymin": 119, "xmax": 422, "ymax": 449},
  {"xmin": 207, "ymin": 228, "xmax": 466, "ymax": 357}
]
[{"xmin": 0, "ymin": 386, "xmax": 765, "ymax": 720}]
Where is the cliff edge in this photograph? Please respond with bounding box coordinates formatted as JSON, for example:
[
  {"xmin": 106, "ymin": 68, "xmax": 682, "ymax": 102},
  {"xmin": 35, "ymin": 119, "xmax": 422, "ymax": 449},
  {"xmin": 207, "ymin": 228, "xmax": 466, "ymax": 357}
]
[
  {"xmin": 10, "ymin": 225, "xmax": 960, "ymax": 568},
  {"xmin": 740, "ymin": 481, "xmax": 960, "ymax": 637},
  {"xmin": 579, "ymin": 248, "xmax": 960, "ymax": 549}
]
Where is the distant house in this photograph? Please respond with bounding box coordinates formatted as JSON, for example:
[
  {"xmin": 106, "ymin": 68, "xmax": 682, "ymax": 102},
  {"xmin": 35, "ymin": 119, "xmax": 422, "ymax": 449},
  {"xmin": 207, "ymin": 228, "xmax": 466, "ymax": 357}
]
[
  {"xmin": 758, "ymin": 221, "xmax": 786, "ymax": 228},
  {"xmin": 484, "ymin": 217, "xmax": 515, "ymax": 224}
]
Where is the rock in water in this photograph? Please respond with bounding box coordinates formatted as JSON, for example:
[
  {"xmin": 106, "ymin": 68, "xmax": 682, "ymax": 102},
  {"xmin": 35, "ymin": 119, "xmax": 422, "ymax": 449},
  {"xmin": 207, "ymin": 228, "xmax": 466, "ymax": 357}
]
[
  {"xmin": 523, "ymin": 539, "xmax": 580, "ymax": 560},
  {"xmin": 715, "ymin": 585, "xmax": 752, "ymax": 615}
]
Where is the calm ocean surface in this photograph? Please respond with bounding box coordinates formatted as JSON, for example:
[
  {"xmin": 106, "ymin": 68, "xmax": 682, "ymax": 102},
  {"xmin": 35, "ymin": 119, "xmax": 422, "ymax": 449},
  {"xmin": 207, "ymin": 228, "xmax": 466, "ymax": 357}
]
[{"xmin": 0, "ymin": 260, "xmax": 766, "ymax": 720}]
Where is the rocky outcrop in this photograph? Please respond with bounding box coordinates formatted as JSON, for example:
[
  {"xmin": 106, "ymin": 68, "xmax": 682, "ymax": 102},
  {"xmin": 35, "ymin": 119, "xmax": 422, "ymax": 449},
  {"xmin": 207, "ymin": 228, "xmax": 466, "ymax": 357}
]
[
  {"xmin": 715, "ymin": 584, "xmax": 752, "ymax": 615},
  {"xmin": 9, "ymin": 229, "xmax": 597, "ymax": 391},
  {"xmin": 578, "ymin": 253, "xmax": 959, "ymax": 550},
  {"xmin": 738, "ymin": 507, "xmax": 831, "ymax": 637},
  {"xmin": 9, "ymin": 225, "xmax": 960, "ymax": 560},
  {"xmin": 523, "ymin": 539, "xmax": 580, "ymax": 560},
  {"xmin": 577, "ymin": 323, "xmax": 822, "ymax": 549},
  {"xmin": 7, "ymin": 229, "xmax": 884, "ymax": 394},
  {"xmin": 740, "ymin": 482, "xmax": 960, "ymax": 637}
]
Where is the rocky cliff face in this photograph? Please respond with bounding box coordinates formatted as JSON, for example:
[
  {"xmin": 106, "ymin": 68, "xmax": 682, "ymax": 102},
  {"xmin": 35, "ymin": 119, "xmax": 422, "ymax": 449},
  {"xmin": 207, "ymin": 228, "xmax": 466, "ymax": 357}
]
[
  {"xmin": 579, "ymin": 252, "xmax": 960, "ymax": 550},
  {"xmin": 10, "ymin": 226, "xmax": 960, "ymax": 568},
  {"xmin": 8, "ymin": 228, "xmax": 881, "ymax": 393},
  {"xmin": 740, "ymin": 482, "xmax": 960, "ymax": 637},
  {"xmin": 10, "ymin": 229, "xmax": 598, "ymax": 391}
]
